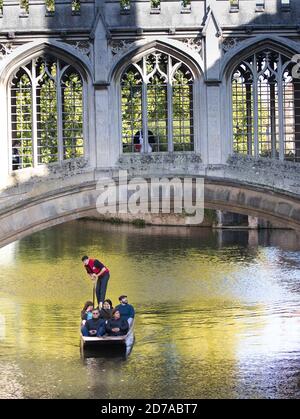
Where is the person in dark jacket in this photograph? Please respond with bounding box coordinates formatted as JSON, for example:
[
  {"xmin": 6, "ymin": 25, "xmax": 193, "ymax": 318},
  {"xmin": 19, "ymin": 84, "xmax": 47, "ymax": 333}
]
[
  {"xmin": 115, "ymin": 295, "xmax": 135, "ymax": 327},
  {"xmin": 81, "ymin": 308, "xmax": 105, "ymax": 337},
  {"xmin": 105, "ymin": 310, "xmax": 129, "ymax": 337},
  {"xmin": 99, "ymin": 299, "xmax": 114, "ymax": 320},
  {"xmin": 12, "ymin": 140, "xmax": 21, "ymax": 170}
]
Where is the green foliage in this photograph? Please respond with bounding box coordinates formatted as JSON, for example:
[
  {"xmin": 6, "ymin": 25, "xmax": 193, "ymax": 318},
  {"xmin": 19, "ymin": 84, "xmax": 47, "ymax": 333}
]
[
  {"xmin": 15, "ymin": 74, "xmax": 33, "ymax": 167},
  {"xmin": 12, "ymin": 58, "xmax": 84, "ymax": 169},
  {"xmin": 204, "ymin": 209, "xmax": 217, "ymax": 224},
  {"xmin": 132, "ymin": 219, "xmax": 146, "ymax": 227},
  {"xmin": 35, "ymin": 60, "xmax": 58, "ymax": 164},
  {"xmin": 121, "ymin": 56, "xmax": 193, "ymax": 153},
  {"xmin": 62, "ymin": 73, "xmax": 84, "ymax": 159},
  {"xmin": 121, "ymin": 69, "xmax": 142, "ymax": 151},
  {"xmin": 0, "ymin": 0, "xmax": 3, "ymax": 14},
  {"xmin": 38, "ymin": 77, "xmax": 58, "ymax": 164},
  {"xmin": 151, "ymin": 0, "xmax": 160, "ymax": 8},
  {"xmin": 72, "ymin": 0, "xmax": 81, "ymax": 13},
  {"xmin": 20, "ymin": 0, "xmax": 29, "ymax": 13},
  {"xmin": 147, "ymin": 75, "xmax": 168, "ymax": 151},
  {"xmin": 46, "ymin": 0, "xmax": 55, "ymax": 12},
  {"xmin": 230, "ymin": 0, "xmax": 239, "ymax": 8},
  {"xmin": 232, "ymin": 79, "xmax": 276, "ymax": 157},
  {"xmin": 232, "ymin": 82, "xmax": 253, "ymax": 154},
  {"xmin": 106, "ymin": 217, "xmax": 123, "ymax": 224},
  {"xmin": 120, "ymin": 0, "xmax": 130, "ymax": 10},
  {"xmin": 181, "ymin": 0, "xmax": 191, "ymax": 8},
  {"xmin": 173, "ymin": 70, "xmax": 193, "ymax": 151}
]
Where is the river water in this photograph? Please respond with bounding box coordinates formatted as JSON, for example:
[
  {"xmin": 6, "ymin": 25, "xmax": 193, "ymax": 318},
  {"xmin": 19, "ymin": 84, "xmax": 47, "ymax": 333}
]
[{"xmin": 0, "ymin": 220, "xmax": 300, "ymax": 399}]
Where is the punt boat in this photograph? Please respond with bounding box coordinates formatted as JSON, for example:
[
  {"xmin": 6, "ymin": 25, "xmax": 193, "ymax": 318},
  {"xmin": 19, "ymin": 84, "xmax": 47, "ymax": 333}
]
[{"xmin": 80, "ymin": 320, "xmax": 135, "ymax": 355}]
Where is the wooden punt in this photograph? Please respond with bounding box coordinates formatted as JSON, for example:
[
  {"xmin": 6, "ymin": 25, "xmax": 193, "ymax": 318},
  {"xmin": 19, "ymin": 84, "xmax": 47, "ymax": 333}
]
[{"xmin": 80, "ymin": 320, "xmax": 135, "ymax": 354}]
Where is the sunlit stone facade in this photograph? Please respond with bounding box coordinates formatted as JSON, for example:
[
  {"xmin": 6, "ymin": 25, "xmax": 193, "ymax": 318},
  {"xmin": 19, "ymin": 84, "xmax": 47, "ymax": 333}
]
[{"xmin": 0, "ymin": 0, "xmax": 299, "ymax": 177}]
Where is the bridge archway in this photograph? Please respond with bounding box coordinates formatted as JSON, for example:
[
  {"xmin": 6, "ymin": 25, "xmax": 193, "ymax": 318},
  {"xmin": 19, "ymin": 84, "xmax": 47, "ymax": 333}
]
[{"xmin": 1, "ymin": 177, "xmax": 300, "ymax": 248}]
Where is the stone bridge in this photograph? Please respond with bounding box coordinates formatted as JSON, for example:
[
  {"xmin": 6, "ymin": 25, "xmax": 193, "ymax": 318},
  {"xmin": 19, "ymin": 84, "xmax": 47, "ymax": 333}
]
[
  {"xmin": 1, "ymin": 1, "xmax": 300, "ymax": 247},
  {"xmin": 0, "ymin": 154, "xmax": 300, "ymax": 248}
]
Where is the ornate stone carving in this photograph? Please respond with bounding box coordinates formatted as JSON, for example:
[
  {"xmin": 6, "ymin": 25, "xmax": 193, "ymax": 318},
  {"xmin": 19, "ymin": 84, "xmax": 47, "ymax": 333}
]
[
  {"xmin": 0, "ymin": 43, "xmax": 14, "ymax": 59},
  {"xmin": 64, "ymin": 41, "xmax": 91, "ymax": 59},
  {"xmin": 109, "ymin": 39, "xmax": 135, "ymax": 59},
  {"xmin": 178, "ymin": 37, "xmax": 202, "ymax": 55},
  {"xmin": 222, "ymin": 37, "xmax": 244, "ymax": 53}
]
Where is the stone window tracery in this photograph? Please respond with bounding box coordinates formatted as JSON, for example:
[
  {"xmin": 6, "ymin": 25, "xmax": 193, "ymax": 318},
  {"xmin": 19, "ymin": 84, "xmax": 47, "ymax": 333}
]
[
  {"xmin": 232, "ymin": 49, "xmax": 300, "ymax": 162},
  {"xmin": 121, "ymin": 52, "xmax": 194, "ymax": 153},
  {"xmin": 10, "ymin": 55, "xmax": 84, "ymax": 170}
]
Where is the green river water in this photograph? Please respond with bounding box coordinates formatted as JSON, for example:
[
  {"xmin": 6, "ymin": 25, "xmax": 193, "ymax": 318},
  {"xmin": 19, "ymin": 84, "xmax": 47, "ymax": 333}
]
[{"xmin": 0, "ymin": 220, "xmax": 300, "ymax": 399}]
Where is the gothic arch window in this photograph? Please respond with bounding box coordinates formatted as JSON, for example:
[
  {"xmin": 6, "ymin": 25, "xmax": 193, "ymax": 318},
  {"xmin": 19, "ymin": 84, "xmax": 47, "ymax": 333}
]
[
  {"xmin": 121, "ymin": 52, "xmax": 194, "ymax": 153},
  {"xmin": 231, "ymin": 49, "xmax": 300, "ymax": 162},
  {"xmin": 10, "ymin": 55, "xmax": 84, "ymax": 170}
]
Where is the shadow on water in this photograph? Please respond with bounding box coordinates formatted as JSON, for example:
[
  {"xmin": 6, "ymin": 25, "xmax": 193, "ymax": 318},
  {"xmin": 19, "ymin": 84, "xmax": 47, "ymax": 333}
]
[
  {"xmin": 80, "ymin": 340, "xmax": 134, "ymax": 360},
  {"xmin": 81, "ymin": 345, "xmax": 127, "ymax": 360}
]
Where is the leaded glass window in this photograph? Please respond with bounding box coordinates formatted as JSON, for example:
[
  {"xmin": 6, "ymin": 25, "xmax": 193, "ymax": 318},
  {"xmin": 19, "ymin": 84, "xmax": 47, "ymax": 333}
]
[
  {"xmin": 10, "ymin": 55, "xmax": 84, "ymax": 170},
  {"xmin": 121, "ymin": 52, "xmax": 194, "ymax": 153},
  {"xmin": 232, "ymin": 50, "xmax": 300, "ymax": 162}
]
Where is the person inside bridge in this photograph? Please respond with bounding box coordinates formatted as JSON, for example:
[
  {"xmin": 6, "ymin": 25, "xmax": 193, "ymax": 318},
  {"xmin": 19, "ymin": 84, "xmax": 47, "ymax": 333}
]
[
  {"xmin": 82, "ymin": 255, "xmax": 110, "ymax": 309},
  {"xmin": 105, "ymin": 309, "xmax": 129, "ymax": 337},
  {"xmin": 12, "ymin": 140, "xmax": 21, "ymax": 171},
  {"xmin": 115, "ymin": 295, "xmax": 135, "ymax": 327},
  {"xmin": 133, "ymin": 129, "xmax": 156, "ymax": 153},
  {"xmin": 81, "ymin": 307, "xmax": 106, "ymax": 337}
]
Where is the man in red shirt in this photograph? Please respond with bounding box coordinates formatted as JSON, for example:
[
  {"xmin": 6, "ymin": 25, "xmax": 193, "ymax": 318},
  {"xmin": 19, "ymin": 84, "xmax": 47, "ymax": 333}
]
[{"xmin": 82, "ymin": 255, "xmax": 110, "ymax": 308}]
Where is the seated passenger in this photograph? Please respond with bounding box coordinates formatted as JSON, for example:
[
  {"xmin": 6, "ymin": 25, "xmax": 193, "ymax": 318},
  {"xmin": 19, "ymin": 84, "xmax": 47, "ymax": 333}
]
[
  {"xmin": 81, "ymin": 308, "xmax": 105, "ymax": 337},
  {"xmin": 81, "ymin": 301, "xmax": 94, "ymax": 326},
  {"xmin": 115, "ymin": 295, "xmax": 135, "ymax": 327},
  {"xmin": 100, "ymin": 299, "xmax": 114, "ymax": 320},
  {"xmin": 105, "ymin": 310, "xmax": 129, "ymax": 337}
]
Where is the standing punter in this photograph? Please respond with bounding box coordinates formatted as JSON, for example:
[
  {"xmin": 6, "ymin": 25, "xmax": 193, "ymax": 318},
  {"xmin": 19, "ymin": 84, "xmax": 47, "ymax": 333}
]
[{"xmin": 82, "ymin": 255, "xmax": 110, "ymax": 308}]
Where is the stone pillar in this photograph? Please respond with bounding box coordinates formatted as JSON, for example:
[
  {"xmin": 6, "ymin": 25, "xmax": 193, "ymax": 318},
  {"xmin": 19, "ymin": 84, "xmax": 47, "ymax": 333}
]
[
  {"xmin": 293, "ymin": 80, "xmax": 300, "ymax": 161},
  {"xmin": 215, "ymin": 211, "xmax": 249, "ymax": 227},
  {"xmin": 95, "ymin": 87, "xmax": 110, "ymax": 168},
  {"xmin": 0, "ymin": 82, "xmax": 9, "ymax": 188},
  {"xmin": 92, "ymin": 6, "xmax": 112, "ymax": 169},
  {"xmin": 203, "ymin": 7, "xmax": 223, "ymax": 165},
  {"xmin": 248, "ymin": 216, "xmax": 259, "ymax": 229},
  {"xmin": 206, "ymin": 83, "xmax": 222, "ymax": 163},
  {"xmin": 216, "ymin": 210, "xmax": 224, "ymax": 227}
]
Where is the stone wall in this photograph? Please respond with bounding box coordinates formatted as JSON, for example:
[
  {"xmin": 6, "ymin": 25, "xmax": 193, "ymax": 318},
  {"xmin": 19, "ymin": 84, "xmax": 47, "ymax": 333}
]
[{"xmin": 0, "ymin": 1, "xmax": 300, "ymax": 242}]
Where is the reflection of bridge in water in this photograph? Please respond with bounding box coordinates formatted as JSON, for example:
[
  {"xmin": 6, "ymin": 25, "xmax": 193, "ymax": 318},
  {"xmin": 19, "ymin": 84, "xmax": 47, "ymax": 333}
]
[{"xmin": 1, "ymin": 1, "xmax": 300, "ymax": 245}]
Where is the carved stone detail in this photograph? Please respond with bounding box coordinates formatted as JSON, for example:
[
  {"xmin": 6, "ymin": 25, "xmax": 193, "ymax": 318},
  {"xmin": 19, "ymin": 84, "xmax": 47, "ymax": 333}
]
[
  {"xmin": 0, "ymin": 43, "xmax": 15, "ymax": 59},
  {"xmin": 178, "ymin": 37, "xmax": 202, "ymax": 55},
  {"xmin": 222, "ymin": 37, "xmax": 244, "ymax": 53},
  {"xmin": 109, "ymin": 40, "xmax": 135, "ymax": 59},
  {"xmin": 64, "ymin": 41, "xmax": 91, "ymax": 59}
]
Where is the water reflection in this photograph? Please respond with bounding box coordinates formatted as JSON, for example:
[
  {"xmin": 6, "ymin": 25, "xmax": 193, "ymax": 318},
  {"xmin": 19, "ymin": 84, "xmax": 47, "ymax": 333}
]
[{"xmin": 0, "ymin": 221, "xmax": 300, "ymax": 398}]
